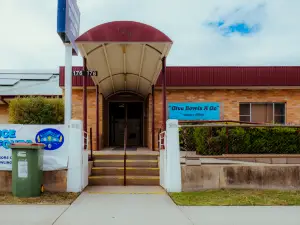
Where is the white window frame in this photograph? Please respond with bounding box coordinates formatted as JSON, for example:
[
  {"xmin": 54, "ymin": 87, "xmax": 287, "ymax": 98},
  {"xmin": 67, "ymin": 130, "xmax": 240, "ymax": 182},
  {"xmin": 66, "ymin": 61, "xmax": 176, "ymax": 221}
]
[{"xmin": 239, "ymin": 102, "xmax": 286, "ymax": 124}]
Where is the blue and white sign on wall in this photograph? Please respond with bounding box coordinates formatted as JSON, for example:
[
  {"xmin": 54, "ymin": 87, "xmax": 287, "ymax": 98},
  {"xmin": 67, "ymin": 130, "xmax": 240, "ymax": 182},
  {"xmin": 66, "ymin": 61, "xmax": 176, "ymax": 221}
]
[
  {"xmin": 57, "ymin": 0, "xmax": 81, "ymax": 55},
  {"xmin": 35, "ymin": 128, "xmax": 64, "ymax": 151},
  {"xmin": 168, "ymin": 102, "xmax": 221, "ymax": 121},
  {"xmin": 0, "ymin": 125, "xmax": 68, "ymax": 171}
]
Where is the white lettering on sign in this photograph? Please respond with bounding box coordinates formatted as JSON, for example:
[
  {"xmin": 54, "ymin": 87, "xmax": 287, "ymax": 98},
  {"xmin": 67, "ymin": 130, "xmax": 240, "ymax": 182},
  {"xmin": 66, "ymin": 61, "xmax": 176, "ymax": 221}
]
[
  {"xmin": 72, "ymin": 70, "xmax": 98, "ymax": 76},
  {"xmin": 18, "ymin": 160, "xmax": 28, "ymax": 178},
  {"xmin": 73, "ymin": 70, "xmax": 83, "ymax": 76},
  {"xmin": 17, "ymin": 151, "xmax": 26, "ymax": 157}
]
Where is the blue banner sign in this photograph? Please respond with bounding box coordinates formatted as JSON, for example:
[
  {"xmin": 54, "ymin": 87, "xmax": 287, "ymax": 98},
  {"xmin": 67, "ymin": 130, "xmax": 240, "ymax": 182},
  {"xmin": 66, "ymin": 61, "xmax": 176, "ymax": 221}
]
[
  {"xmin": 168, "ymin": 102, "xmax": 220, "ymax": 121},
  {"xmin": 57, "ymin": 0, "xmax": 80, "ymax": 55}
]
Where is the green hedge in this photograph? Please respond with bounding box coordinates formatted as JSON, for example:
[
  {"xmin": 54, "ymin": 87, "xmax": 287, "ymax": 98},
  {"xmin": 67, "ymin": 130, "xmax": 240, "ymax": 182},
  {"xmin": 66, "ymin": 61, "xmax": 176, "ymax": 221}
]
[
  {"xmin": 180, "ymin": 126, "xmax": 300, "ymax": 155},
  {"xmin": 9, "ymin": 97, "xmax": 64, "ymax": 124}
]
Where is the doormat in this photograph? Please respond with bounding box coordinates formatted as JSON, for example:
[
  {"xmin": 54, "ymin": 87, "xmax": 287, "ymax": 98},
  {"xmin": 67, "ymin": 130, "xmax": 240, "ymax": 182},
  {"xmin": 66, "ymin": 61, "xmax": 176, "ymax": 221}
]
[{"xmin": 112, "ymin": 146, "xmax": 137, "ymax": 151}]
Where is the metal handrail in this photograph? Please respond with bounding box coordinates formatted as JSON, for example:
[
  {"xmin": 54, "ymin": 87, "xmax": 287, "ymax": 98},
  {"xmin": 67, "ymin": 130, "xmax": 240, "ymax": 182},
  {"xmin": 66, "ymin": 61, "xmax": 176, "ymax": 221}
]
[
  {"xmin": 123, "ymin": 125, "xmax": 127, "ymax": 186},
  {"xmin": 89, "ymin": 127, "xmax": 93, "ymax": 161},
  {"xmin": 82, "ymin": 131, "xmax": 89, "ymax": 151},
  {"xmin": 159, "ymin": 131, "xmax": 166, "ymax": 150}
]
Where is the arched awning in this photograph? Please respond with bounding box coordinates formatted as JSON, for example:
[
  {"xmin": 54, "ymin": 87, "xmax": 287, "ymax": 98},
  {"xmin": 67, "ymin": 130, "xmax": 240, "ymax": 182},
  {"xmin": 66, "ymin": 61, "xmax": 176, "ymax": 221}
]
[{"xmin": 75, "ymin": 21, "xmax": 172, "ymax": 98}]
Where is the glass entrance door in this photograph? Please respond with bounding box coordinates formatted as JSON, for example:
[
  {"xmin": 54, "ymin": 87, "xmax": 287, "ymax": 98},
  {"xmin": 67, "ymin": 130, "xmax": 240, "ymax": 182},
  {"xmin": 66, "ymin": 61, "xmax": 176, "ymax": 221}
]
[{"xmin": 109, "ymin": 102, "xmax": 143, "ymax": 147}]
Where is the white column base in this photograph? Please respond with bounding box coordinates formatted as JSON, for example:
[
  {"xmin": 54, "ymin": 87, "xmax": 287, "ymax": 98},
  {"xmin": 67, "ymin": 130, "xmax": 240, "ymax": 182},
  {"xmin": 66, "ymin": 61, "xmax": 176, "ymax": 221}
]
[
  {"xmin": 165, "ymin": 119, "xmax": 182, "ymax": 192},
  {"xmin": 67, "ymin": 120, "xmax": 86, "ymax": 192}
]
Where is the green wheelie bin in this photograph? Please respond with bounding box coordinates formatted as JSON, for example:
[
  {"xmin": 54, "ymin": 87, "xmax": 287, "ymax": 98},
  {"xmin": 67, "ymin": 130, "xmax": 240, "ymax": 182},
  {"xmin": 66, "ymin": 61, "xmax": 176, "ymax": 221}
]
[{"xmin": 10, "ymin": 143, "xmax": 45, "ymax": 197}]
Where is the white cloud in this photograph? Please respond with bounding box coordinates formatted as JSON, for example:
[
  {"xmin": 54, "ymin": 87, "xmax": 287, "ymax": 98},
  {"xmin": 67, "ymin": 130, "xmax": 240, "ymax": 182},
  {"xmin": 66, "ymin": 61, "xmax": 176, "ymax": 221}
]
[{"xmin": 0, "ymin": 0, "xmax": 299, "ymax": 70}]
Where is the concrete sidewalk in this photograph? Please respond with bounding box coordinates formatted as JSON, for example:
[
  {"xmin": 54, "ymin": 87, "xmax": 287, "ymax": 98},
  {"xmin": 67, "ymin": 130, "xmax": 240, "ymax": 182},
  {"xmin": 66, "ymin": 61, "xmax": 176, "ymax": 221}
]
[
  {"xmin": 1, "ymin": 186, "xmax": 299, "ymax": 225},
  {"xmin": 0, "ymin": 205, "xmax": 69, "ymax": 225},
  {"xmin": 54, "ymin": 186, "xmax": 191, "ymax": 225}
]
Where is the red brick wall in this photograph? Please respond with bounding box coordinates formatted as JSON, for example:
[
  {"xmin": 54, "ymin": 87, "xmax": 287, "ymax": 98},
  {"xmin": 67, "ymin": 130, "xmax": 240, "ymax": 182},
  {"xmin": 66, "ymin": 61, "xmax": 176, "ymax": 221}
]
[
  {"xmin": 0, "ymin": 170, "xmax": 67, "ymax": 192},
  {"xmin": 71, "ymin": 89, "xmax": 103, "ymax": 150},
  {"xmin": 71, "ymin": 88, "xmax": 300, "ymax": 150},
  {"xmin": 147, "ymin": 95, "xmax": 153, "ymax": 150},
  {"xmin": 153, "ymin": 89, "xmax": 300, "ymax": 150}
]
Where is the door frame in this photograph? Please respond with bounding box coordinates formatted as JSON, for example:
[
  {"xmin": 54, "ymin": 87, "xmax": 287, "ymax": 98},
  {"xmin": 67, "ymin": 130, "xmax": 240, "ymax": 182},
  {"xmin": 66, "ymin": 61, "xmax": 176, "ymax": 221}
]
[{"xmin": 108, "ymin": 100, "xmax": 145, "ymax": 147}]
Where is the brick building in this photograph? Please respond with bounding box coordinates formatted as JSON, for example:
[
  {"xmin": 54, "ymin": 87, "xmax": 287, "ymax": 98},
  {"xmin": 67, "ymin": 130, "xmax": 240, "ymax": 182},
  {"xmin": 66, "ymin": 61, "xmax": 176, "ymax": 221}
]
[
  {"xmin": 59, "ymin": 66, "xmax": 300, "ymax": 151},
  {"xmin": 56, "ymin": 21, "xmax": 300, "ymax": 151}
]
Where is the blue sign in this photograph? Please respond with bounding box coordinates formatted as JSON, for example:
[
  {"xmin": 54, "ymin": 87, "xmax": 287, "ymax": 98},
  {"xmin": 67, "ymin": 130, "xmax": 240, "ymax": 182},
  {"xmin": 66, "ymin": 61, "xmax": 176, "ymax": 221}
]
[
  {"xmin": 168, "ymin": 102, "xmax": 220, "ymax": 121},
  {"xmin": 35, "ymin": 128, "xmax": 64, "ymax": 151},
  {"xmin": 57, "ymin": 0, "xmax": 80, "ymax": 55}
]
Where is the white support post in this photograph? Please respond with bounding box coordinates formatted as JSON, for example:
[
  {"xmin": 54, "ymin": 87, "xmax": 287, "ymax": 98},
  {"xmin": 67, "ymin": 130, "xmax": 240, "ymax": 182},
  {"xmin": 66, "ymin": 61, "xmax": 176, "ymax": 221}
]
[
  {"xmin": 165, "ymin": 119, "xmax": 182, "ymax": 192},
  {"xmin": 67, "ymin": 120, "xmax": 84, "ymax": 192},
  {"xmin": 64, "ymin": 44, "xmax": 73, "ymax": 124}
]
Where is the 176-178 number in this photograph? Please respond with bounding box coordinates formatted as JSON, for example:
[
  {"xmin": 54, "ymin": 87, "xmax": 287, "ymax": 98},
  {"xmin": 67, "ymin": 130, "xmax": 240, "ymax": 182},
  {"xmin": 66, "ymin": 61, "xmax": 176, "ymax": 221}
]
[{"xmin": 72, "ymin": 70, "xmax": 97, "ymax": 76}]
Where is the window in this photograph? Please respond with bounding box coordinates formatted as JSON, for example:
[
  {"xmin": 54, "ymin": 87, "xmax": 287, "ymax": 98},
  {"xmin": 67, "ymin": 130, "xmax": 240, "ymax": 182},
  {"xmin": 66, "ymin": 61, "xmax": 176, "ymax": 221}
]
[{"xmin": 239, "ymin": 103, "xmax": 285, "ymax": 124}]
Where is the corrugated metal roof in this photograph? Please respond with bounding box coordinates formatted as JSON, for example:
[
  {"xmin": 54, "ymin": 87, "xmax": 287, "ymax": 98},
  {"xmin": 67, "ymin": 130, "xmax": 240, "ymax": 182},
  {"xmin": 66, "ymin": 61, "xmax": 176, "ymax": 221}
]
[
  {"xmin": 59, "ymin": 66, "xmax": 300, "ymax": 87},
  {"xmin": 0, "ymin": 70, "xmax": 62, "ymax": 96},
  {"xmin": 0, "ymin": 79, "xmax": 19, "ymax": 86},
  {"xmin": 157, "ymin": 66, "xmax": 300, "ymax": 86}
]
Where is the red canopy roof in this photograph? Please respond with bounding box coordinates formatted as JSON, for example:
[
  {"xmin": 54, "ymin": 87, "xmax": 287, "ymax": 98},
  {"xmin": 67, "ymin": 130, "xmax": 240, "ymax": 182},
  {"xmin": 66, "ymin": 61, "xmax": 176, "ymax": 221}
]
[{"xmin": 76, "ymin": 21, "xmax": 173, "ymax": 43}]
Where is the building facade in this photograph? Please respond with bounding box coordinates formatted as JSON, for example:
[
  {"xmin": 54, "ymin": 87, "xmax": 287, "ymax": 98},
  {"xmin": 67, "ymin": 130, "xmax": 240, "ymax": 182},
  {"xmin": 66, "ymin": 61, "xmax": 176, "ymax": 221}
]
[{"xmin": 59, "ymin": 66, "xmax": 300, "ymax": 151}]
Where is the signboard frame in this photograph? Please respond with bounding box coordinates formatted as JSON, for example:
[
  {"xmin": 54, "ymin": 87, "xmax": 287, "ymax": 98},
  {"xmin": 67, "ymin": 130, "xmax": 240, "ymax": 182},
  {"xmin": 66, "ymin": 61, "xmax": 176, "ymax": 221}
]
[{"xmin": 57, "ymin": 0, "xmax": 80, "ymax": 55}]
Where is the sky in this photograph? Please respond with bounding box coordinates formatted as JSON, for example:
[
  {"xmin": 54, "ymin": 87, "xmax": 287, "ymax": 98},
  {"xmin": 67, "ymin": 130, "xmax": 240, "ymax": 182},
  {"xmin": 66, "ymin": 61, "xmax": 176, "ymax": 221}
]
[{"xmin": 0, "ymin": 0, "xmax": 299, "ymax": 70}]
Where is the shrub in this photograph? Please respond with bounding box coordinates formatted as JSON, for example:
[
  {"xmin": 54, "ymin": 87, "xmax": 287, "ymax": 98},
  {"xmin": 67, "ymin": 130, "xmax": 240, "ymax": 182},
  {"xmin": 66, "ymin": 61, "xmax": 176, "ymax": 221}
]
[
  {"xmin": 193, "ymin": 127, "xmax": 209, "ymax": 154},
  {"xmin": 9, "ymin": 97, "xmax": 64, "ymax": 124},
  {"xmin": 179, "ymin": 127, "xmax": 196, "ymax": 151},
  {"xmin": 179, "ymin": 125, "xmax": 300, "ymax": 155}
]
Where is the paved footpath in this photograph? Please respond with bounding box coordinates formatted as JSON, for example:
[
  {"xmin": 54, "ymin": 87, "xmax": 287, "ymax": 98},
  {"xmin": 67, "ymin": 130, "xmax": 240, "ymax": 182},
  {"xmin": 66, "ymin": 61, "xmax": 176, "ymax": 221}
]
[
  {"xmin": 0, "ymin": 205, "xmax": 68, "ymax": 225},
  {"xmin": 0, "ymin": 186, "xmax": 299, "ymax": 225},
  {"xmin": 54, "ymin": 186, "xmax": 191, "ymax": 225}
]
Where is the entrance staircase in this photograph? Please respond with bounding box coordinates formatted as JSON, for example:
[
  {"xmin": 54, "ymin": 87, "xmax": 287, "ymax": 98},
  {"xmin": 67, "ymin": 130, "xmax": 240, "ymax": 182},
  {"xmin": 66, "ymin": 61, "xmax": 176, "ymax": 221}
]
[{"xmin": 89, "ymin": 152, "xmax": 160, "ymax": 186}]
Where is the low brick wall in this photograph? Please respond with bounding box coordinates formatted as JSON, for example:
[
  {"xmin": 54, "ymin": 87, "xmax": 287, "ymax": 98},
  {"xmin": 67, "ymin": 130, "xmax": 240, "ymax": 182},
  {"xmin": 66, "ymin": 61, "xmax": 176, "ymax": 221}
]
[
  {"xmin": 197, "ymin": 154, "xmax": 300, "ymax": 164},
  {"xmin": 221, "ymin": 157, "xmax": 300, "ymax": 164},
  {"xmin": 181, "ymin": 165, "xmax": 300, "ymax": 191},
  {"xmin": 0, "ymin": 170, "xmax": 67, "ymax": 192}
]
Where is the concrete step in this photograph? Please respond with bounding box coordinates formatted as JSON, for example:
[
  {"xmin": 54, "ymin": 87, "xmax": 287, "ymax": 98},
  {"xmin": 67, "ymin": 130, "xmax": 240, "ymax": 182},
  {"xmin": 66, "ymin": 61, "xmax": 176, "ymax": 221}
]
[
  {"xmin": 127, "ymin": 176, "xmax": 159, "ymax": 186},
  {"xmin": 126, "ymin": 154, "xmax": 158, "ymax": 161},
  {"xmin": 92, "ymin": 154, "xmax": 124, "ymax": 160},
  {"xmin": 91, "ymin": 167, "xmax": 160, "ymax": 176},
  {"xmin": 93, "ymin": 159, "xmax": 158, "ymax": 168},
  {"xmin": 88, "ymin": 175, "xmax": 160, "ymax": 186},
  {"xmin": 92, "ymin": 153, "xmax": 158, "ymax": 161},
  {"xmin": 89, "ymin": 176, "xmax": 124, "ymax": 186}
]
